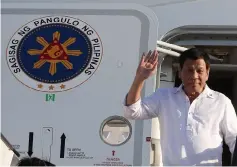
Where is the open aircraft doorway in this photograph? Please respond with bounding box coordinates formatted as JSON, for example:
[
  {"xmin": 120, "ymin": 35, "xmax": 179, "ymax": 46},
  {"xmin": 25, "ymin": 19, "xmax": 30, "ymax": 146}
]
[{"xmin": 158, "ymin": 27, "xmax": 237, "ymax": 166}]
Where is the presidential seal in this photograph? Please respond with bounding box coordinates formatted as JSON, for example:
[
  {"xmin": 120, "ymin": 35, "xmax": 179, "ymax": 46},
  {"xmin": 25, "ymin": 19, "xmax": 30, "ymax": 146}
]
[{"xmin": 6, "ymin": 16, "xmax": 103, "ymax": 92}]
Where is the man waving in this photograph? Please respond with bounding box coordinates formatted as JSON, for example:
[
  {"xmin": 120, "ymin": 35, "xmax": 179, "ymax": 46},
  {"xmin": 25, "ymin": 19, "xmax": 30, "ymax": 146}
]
[{"xmin": 123, "ymin": 48, "xmax": 237, "ymax": 166}]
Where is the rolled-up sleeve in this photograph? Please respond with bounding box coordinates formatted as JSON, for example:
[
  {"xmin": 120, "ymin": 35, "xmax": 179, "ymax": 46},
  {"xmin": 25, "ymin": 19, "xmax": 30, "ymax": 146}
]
[
  {"xmin": 221, "ymin": 98, "xmax": 237, "ymax": 155},
  {"xmin": 123, "ymin": 89, "xmax": 161, "ymax": 120}
]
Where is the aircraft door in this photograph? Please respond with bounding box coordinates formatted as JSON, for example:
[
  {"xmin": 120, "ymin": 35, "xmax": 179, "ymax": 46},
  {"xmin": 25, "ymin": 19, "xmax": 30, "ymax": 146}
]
[{"xmin": 1, "ymin": 2, "xmax": 159, "ymax": 166}]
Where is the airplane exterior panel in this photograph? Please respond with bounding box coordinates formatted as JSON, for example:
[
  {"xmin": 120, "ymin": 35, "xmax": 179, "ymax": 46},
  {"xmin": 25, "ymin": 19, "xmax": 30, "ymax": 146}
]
[{"xmin": 1, "ymin": 3, "xmax": 159, "ymax": 166}]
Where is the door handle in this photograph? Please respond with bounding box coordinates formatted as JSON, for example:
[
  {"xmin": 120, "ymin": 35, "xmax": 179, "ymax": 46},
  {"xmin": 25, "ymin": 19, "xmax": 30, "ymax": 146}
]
[
  {"xmin": 150, "ymin": 142, "xmax": 156, "ymax": 166},
  {"xmin": 42, "ymin": 127, "xmax": 53, "ymax": 162},
  {"xmin": 150, "ymin": 138, "xmax": 162, "ymax": 166}
]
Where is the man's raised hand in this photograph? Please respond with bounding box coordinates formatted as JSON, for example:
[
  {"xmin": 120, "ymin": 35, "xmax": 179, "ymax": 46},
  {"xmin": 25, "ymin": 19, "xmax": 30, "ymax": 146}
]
[{"xmin": 135, "ymin": 50, "xmax": 158, "ymax": 81}]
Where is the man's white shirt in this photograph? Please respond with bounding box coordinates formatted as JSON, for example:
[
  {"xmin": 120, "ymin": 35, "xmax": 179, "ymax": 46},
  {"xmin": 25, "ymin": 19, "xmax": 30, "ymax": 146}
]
[{"xmin": 124, "ymin": 85, "xmax": 237, "ymax": 166}]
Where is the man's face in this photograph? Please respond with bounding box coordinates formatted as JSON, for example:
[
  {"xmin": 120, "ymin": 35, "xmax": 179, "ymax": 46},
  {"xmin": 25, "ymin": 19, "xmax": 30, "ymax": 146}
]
[{"xmin": 179, "ymin": 58, "xmax": 209, "ymax": 94}]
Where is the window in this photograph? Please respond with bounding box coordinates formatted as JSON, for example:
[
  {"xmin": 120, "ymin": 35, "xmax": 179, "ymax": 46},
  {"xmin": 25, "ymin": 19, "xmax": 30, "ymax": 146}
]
[{"xmin": 99, "ymin": 116, "xmax": 132, "ymax": 146}]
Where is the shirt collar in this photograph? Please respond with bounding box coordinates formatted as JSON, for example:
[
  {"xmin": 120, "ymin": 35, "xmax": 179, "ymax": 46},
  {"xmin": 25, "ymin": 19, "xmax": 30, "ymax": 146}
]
[{"xmin": 173, "ymin": 84, "xmax": 214, "ymax": 99}]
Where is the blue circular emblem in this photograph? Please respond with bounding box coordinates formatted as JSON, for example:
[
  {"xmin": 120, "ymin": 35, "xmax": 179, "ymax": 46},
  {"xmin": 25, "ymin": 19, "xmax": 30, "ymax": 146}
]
[
  {"xmin": 17, "ymin": 23, "xmax": 92, "ymax": 84},
  {"xmin": 7, "ymin": 16, "xmax": 103, "ymax": 92}
]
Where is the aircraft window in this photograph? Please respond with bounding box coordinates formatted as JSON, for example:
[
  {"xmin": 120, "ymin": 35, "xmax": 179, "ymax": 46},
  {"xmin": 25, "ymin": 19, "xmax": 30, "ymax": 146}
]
[{"xmin": 99, "ymin": 116, "xmax": 132, "ymax": 146}]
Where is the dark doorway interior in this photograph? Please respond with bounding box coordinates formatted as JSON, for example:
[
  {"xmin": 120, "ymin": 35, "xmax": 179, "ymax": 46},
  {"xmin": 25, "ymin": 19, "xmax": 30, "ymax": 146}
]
[{"xmin": 207, "ymin": 71, "xmax": 234, "ymax": 166}]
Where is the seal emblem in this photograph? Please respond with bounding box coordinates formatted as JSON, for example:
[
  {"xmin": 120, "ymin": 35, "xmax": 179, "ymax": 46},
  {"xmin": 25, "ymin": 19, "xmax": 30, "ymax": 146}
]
[{"xmin": 6, "ymin": 16, "xmax": 103, "ymax": 92}]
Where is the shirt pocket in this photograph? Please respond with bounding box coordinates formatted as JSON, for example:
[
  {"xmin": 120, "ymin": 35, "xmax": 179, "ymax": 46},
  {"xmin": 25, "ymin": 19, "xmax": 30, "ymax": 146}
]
[
  {"xmin": 192, "ymin": 100, "xmax": 212, "ymax": 135},
  {"xmin": 193, "ymin": 100, "xmax": 221, "ymax": 136}
]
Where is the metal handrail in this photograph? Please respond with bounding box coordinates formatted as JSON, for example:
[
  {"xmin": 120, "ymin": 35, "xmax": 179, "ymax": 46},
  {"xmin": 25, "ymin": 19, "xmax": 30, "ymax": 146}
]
[{"xmin": 1, "ymin": 133, "xmax": 20, "ymax": 157}]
